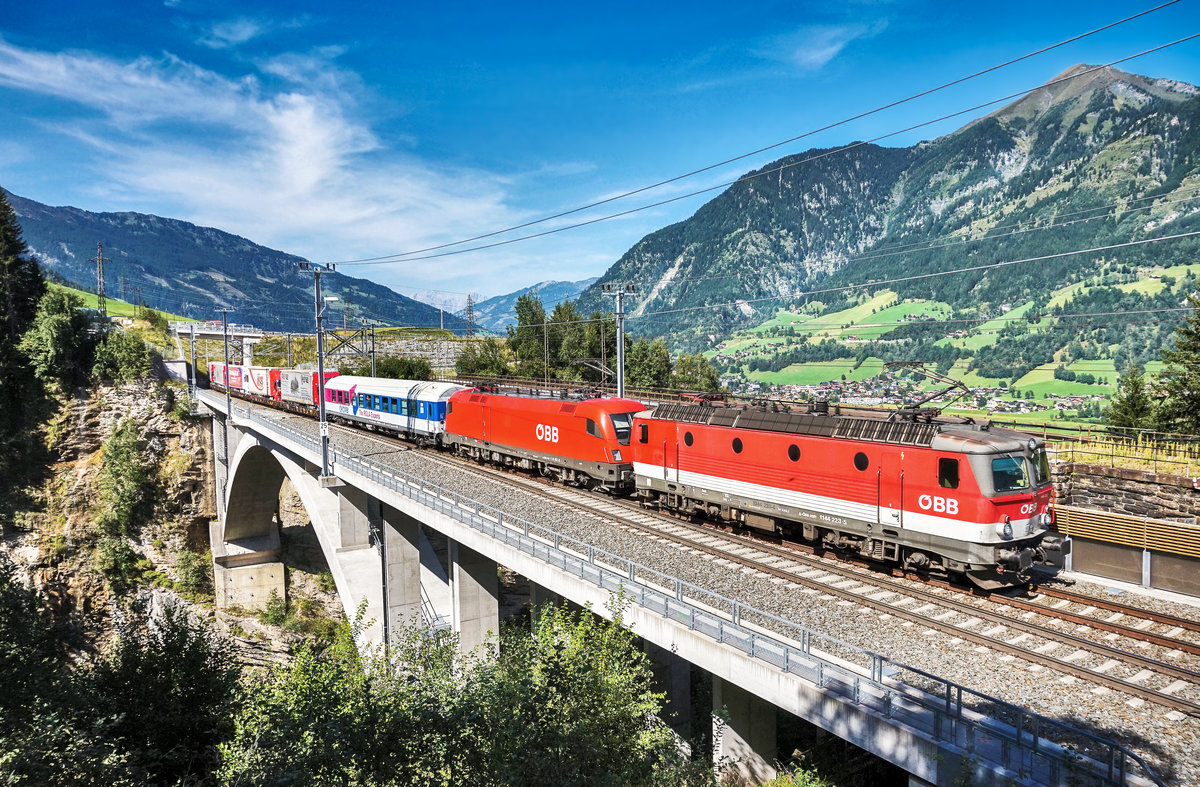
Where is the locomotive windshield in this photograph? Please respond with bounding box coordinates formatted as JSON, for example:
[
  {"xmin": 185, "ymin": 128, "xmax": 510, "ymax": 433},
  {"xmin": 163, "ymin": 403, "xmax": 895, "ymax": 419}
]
[
  {"xmin": 991, "ymin": 455, "xmax": 1029, "ymax": 494},
  {"xmin": 1032, "ymin": 448, "xmax": 1052, "ymax": 486},
  {"xmin": 608, "ymin": 413, "xmax": 635, "ymax": 445}
]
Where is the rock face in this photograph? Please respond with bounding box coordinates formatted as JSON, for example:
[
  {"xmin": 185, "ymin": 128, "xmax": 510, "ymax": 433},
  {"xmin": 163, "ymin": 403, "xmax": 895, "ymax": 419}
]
[{"xmin": 0, "ymin": 378, "xmax": 342, "ymax": 665}]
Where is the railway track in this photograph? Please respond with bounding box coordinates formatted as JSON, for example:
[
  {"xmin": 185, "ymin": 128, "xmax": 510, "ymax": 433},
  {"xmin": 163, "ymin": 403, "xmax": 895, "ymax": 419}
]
[
  {"xmin": 400, "ymin": 441, "xmax": 1200, "ymax": 716},
  {"xmin": 306, "ymin": 412, "xmax": 1200, "ymax": 718}
]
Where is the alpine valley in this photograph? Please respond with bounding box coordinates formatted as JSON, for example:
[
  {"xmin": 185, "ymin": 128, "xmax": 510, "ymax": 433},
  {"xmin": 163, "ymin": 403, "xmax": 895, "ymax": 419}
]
[{"xmin": 8, "ymin": 64, "xmax": 1200, "ymax": 391}]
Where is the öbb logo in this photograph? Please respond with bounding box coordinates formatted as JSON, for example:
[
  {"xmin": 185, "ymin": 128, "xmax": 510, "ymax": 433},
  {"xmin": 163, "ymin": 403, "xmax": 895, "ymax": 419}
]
[
  {"xmin": 918, "ymin": 495, "xmax": 959, "ymax": 515},
  {"xmin": 536, "ymin": 424, "xmax": 560, "ymax": 443}
]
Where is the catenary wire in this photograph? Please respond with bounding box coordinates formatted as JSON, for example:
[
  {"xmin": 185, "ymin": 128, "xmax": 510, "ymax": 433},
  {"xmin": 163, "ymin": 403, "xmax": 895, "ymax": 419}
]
[
  {"xmin": 333, "ymin": 34, "xmax": 1200, "ymax": 268},
  {"xmin": 324, "ymin": 2, "xmax": 1182, "ymax": 264}
]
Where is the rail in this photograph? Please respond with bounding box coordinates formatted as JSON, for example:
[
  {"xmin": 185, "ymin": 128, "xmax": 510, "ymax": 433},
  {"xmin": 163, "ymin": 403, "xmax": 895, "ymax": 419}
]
[
  {"xmin": 448, "ymin": 374, "xmax": 1200, "ymax": 477},
  {"xmin": 210, "ymin": 393, "xmax": 1165, "ymax": 786}
]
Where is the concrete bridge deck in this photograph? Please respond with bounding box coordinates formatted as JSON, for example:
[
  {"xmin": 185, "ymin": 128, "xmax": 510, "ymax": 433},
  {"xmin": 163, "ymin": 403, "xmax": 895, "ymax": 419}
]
[{"xmin": 200, "ymin": 390, "xmax": 1163, "ymax": 787}]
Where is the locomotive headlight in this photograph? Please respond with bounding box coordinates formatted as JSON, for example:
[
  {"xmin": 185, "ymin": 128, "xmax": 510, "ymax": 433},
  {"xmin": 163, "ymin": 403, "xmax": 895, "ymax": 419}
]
[
  {"xmin": 996, "ymin": 518, "xmax": 1013, "ymax": 539},
  {"xmin": 1027, "ymin": 438, "xmax": 1037, "ymax": 452}
]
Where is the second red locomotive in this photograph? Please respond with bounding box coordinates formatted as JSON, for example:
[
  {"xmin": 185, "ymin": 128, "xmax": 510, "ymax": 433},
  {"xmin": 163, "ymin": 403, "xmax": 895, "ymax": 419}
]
[{"xmin": 631, "ymin": 401, "xmax": 1067, "ymax": 589}]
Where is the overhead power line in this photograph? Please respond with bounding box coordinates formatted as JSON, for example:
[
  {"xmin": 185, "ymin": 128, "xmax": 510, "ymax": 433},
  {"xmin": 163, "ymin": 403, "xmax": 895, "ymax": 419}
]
[
  {"xmin": 630, "ymin": 230, "xmax": 1200, "ymax": 322},
  {"xmin": 327, "ymin": 2, "xmax": 1181, "ymax": 265},
  {"xmin": 334, "ymin": 31, "xmax": 1198, "ymax": 268}
]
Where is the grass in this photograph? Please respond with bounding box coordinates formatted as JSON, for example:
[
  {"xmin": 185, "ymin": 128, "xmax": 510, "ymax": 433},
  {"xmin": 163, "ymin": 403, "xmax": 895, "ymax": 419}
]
[
  {"xmin": 749, "ymin": 361, "xmax": 857, "ymax": 386},
  {"xmin": 938, "ymin": 299, "xmax": 1040, "ymax": 351},
  {"xmin": 51, "ymin": 282, "xmax": 194, "ymax": 322}
]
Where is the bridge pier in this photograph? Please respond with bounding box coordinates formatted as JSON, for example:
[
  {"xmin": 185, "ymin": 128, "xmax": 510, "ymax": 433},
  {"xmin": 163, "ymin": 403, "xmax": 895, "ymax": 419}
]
[
  {"xmin": 644, "ymin": 640, "xmax": 692, "ymax": 739},
  {"xmin": 381, "ymin": 504, "xmax": 424, "ymax": 637},
  {"xmin": 450, "ymin": 541, "xmax": 499, "ymax": 656},
  {"xmin": 714, "ymin": 675, "xmax": 778, "ymax": 786}
]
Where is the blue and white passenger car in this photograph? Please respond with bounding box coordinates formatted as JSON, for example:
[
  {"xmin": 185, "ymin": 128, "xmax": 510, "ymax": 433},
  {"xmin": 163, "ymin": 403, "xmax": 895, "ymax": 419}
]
[{"xmin": 322, "ymin": 376, "xmax": 467, "ymax": 443}]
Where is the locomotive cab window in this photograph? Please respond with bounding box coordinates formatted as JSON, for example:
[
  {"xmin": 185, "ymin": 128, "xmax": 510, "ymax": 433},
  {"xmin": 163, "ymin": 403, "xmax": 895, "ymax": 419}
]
[
  {"xmin": 608, "ymin": 412, "xmax": 634, "ymax": 445},
  {"xmin": 1032, "ymin": 448, "xmax": 1052, "ymax": 486},
  {"xmin": 991, "ymin": 456, "xmax": 1029, "ymax": 493},
  {"xmin": 638, "ymin": 423, "xmax": 648, "ymax": 444},
  {"xmin": 938, "ymin": 457, "xmax": 959, "ymax": 489},
  {"xmin": 586, "ymin": 418, "xmax": 602, "ymax": 438}
]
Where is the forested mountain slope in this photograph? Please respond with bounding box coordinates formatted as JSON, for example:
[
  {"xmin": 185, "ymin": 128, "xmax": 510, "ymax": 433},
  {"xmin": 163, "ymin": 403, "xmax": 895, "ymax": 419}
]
[
  {"xmin": 6, "ymin": 191, "xmax": 466, "ymax": 334},
  {"xmin": 579, "ymin": 65, "xmax": 1200, "ymax": 365}
]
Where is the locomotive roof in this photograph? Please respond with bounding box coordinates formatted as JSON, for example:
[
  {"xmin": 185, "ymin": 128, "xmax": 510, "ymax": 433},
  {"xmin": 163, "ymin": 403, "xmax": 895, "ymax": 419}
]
[{"xmin": 644, "ymin": 402, "xmax": 1039, "ymax": 454}]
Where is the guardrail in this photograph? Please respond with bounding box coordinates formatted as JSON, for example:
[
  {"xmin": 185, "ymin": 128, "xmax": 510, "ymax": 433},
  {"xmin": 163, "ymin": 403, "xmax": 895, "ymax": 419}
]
[{"xmin": 208, "ymin": 393, "xmax": 1164, "ymax": 786}]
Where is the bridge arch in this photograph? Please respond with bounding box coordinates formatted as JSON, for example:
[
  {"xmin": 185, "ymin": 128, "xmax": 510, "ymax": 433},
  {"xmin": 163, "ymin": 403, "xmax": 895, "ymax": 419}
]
[{"xmin": 215, "ymin": 428, "xmax": 384, "ymax": 645}]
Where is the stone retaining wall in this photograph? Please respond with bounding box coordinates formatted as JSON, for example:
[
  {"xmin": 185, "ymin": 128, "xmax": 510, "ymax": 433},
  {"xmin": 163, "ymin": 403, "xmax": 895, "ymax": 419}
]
[{"xmin": 1052, "ymin": 462, "xmax": 1199, "ymax": 523}]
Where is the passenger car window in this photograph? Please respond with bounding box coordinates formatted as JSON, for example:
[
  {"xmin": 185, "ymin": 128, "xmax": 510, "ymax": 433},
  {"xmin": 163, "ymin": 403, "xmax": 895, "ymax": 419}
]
[
  {"xmin": 991, "ymin": 456, "xmax": 1029, "ymax": 493},
  {"xmin": 938, "ymin": 457, "xmax": 959, "ymax": 489}
]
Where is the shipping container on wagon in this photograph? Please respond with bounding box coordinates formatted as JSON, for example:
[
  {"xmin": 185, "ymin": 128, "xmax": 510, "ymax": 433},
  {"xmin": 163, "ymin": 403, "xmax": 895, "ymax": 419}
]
[{"xmin": 279, "ymin": 369, "xmax": 339, "ymax": 405}]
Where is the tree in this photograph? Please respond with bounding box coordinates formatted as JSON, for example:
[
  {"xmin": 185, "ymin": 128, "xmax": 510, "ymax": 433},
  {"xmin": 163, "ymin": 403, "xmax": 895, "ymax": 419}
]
[
  {"xmin": 341, "ymin": 355, "xmax": 433, "ymax": 381},
  {"xmin": 549, "ymin": 300, "xmax": 585, "ymax": 380},
  {"xmin": 0, "ymin": 189, "xmax": 46, "ymax": 489},
  {"xmin": 627, "ymin": 338, "xmax": 672, "ymax": 389},
  {"xmin": 508, "ymin": 294, "xmax": 548, "ymax": 379},
  {"xmin": 221, "ymin": 602, "xmax": 702, "ymax": 786},
  {"xmin": 671, "ymin": 353, "xmax": 721, "ymax": 393},
  {"xmin": 1155, "ymin": 294, "xmax": 1200, "ymax": 434},
  {"xmin": 456, "ymin": 337, "xmax": 512, "ymax": 377},
  {"xmin": 0, "ymin": 189, "xmax": 44, "ymax": 345},
  {"xmin": 19, "ymin": 287, "xmax": 93, "ymax": 388},
  {"xmin": 0, "ymin": 560, "xmax": 238, "ymax": 786},
  {"xmin": 85, "ymin": 600, "xmax": 238, "ymax": 784},
  {"xmin": 1106, "ymin": 365, "xmax": 1154, "ymax": 430},
  {"xmin": 92, "ymin": 329, "xmax": 151, "ymax": 382}
]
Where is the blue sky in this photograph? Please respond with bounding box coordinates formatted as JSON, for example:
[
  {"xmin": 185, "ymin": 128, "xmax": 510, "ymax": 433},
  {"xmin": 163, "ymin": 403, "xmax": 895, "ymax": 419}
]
[{"xmin": 1, "ymin": 1, "xmax": 1198, "ymax": 307}]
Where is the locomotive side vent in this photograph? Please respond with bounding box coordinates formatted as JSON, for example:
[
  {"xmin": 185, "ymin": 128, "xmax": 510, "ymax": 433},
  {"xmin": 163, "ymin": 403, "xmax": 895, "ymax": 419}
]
[{"xmin": 560, "ymin": 404, "xmax": 577, "ymax": 414}]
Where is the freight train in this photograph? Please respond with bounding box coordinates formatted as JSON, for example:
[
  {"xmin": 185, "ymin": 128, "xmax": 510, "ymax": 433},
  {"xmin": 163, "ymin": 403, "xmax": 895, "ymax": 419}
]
[{"xmin": 208, "ymin": 363, "xmax": 1066, "ymax": 588}]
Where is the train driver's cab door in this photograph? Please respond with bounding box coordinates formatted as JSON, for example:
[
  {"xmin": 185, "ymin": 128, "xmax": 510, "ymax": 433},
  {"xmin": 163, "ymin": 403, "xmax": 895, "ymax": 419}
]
[{"xmin": 877, "ymin": 450, "xmax": 903, "ymax": 527}]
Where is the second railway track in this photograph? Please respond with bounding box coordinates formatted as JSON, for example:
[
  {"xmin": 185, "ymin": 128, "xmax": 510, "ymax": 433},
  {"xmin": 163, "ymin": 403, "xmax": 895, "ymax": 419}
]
[{"xmin": 388, "ymin": 432, "xmax": 1200, "ymax": 717}]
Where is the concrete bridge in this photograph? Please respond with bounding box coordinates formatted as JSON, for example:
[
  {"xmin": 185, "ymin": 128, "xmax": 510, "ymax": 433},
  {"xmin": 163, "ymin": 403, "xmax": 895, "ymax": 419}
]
[{"xmin": 199, "ymin": 390, "xmax": 1161, "ymax": 787}]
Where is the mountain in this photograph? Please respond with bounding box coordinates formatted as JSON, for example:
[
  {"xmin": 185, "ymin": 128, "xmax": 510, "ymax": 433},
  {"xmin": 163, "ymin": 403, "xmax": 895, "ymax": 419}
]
[
  {"xmin": 578, "ymin": 65, "xmax": 1200, "ymax": 361},
  {"xmin": 6, "ymin": 192, "xmax": 468, "ymax": 335},
  {"xmin": 466, "ymin": 277, "xmax": 599, "ymax": 333}
]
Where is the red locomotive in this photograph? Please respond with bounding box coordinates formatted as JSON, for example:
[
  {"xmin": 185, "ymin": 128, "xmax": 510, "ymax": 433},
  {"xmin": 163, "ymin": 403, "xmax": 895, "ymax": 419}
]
[
  {"xmin": 444, "ymin": 389, "xmax": 645, "ymax": 492},
  {"xmin": 630, "ymin": 401, "xmax": 1066, "ymax": 589}
]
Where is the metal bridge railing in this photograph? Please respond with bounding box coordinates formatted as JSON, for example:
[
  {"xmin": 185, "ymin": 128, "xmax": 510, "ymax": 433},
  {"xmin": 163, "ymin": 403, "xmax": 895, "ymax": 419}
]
[{"xmin": 220, "ymin": 397, "xmax": 1164, "ymax": 787}]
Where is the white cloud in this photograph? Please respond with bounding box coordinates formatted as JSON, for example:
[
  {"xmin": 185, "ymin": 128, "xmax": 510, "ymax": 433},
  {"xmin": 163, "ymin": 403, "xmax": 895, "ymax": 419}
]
[
  {"xmin": 760, "ymin": 22, "xmax": 887, "ymax": 71},
  {"xmin": 0, "ymin": 37, "xmax": 537, "ymax": 281},
  {"xmin": 200, "ymin": 18, "xmax": 265, "ymax": 48}
]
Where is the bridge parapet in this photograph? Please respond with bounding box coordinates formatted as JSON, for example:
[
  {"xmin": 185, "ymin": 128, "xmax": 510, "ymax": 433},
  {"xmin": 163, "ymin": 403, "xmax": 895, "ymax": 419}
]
[{"xmin": 225, "ymin": 398, "xmax": 1163, "ymax": 787}]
